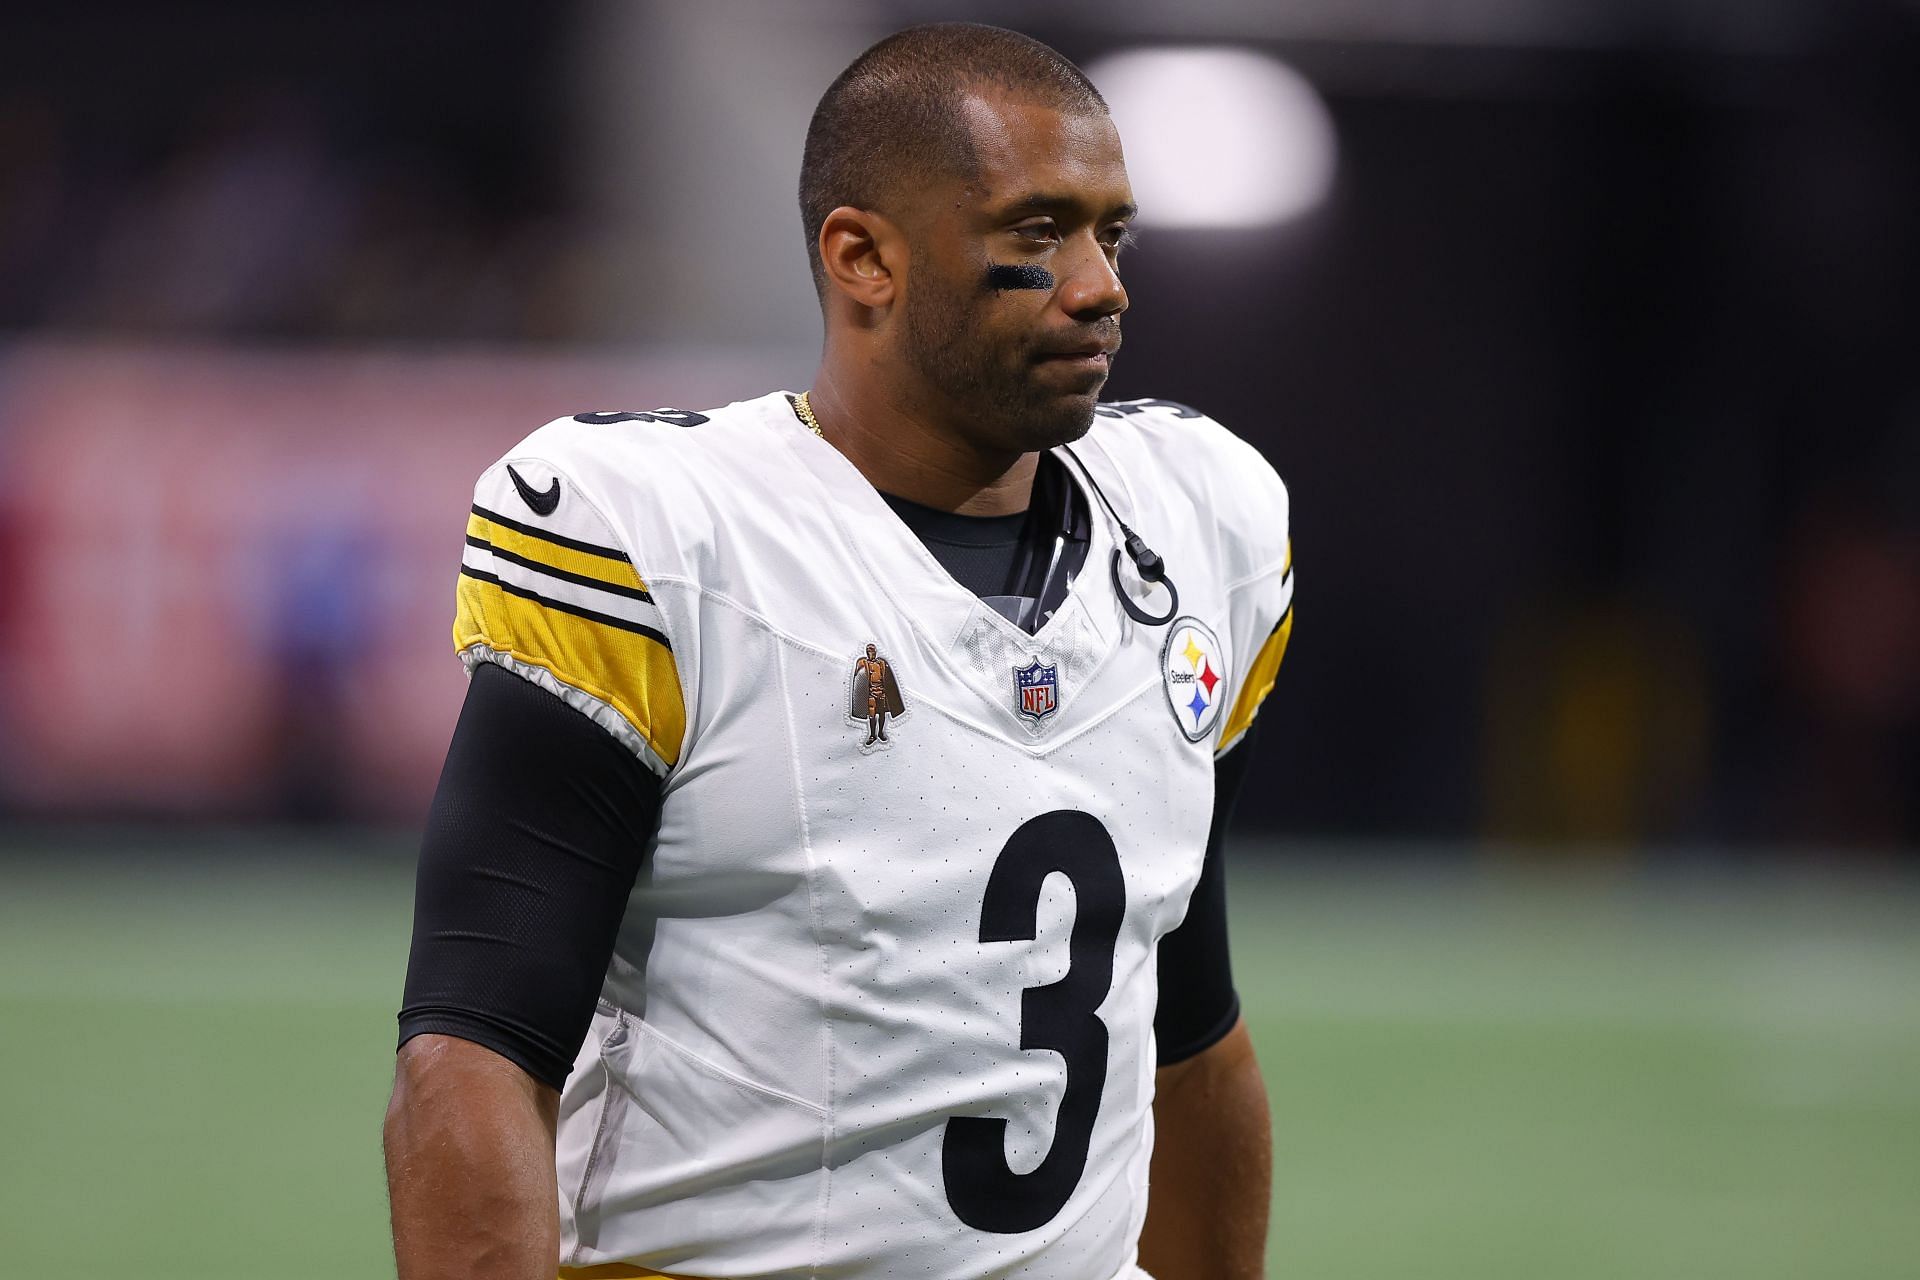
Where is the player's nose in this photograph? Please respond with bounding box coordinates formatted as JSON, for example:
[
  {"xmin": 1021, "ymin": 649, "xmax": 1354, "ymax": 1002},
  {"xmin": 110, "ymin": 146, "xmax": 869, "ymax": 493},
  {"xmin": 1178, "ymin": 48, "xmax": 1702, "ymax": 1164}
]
[{"xmin": 1057, "ymin": 240, "xmax": 1127, "ymax": 323}]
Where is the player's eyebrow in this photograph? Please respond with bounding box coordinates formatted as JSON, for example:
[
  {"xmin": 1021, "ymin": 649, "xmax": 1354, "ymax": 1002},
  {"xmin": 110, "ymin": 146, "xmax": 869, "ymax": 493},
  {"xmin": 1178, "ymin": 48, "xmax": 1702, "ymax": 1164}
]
[{"xmin": 997, "ymin": 192, "xmax": 1138, "ymax": 223}]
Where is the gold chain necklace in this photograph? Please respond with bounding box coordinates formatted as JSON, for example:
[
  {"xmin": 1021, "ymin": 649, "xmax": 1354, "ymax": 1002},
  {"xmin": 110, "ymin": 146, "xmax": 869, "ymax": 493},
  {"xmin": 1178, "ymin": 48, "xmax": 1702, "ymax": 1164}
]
[{"xmin": 794, "ymin": 390, "xmax": 824, "ymax": 438}]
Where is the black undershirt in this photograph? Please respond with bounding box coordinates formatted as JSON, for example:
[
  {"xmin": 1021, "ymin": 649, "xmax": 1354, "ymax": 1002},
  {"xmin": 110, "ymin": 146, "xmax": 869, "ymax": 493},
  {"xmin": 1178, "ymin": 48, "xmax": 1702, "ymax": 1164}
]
[
  {"xmin": 878, "ymin": 493, "xmax": 1028, "ymax": 598},
  {"xmin": 398, "ymin": 502, "xmax": 1253, "ymax": 1090},
  {"xmin": 880, "ymin": 451, "xmax": 1090, "ymax": 633}
]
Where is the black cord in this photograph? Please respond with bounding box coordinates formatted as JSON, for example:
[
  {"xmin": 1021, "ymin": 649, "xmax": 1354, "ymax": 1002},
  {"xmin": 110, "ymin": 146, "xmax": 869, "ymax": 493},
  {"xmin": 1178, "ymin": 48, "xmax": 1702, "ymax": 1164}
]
[{"xmin": 1060, "ymin": 445, "xmax": 1180, "ymax": 627}]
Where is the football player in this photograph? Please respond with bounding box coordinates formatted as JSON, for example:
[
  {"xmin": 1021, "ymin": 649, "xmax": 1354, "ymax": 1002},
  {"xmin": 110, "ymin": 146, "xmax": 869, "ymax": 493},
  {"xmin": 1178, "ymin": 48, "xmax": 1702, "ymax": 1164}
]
[{"xmin": 385, "ymin": 22, "xmax": 1293, "ymax": 1280}]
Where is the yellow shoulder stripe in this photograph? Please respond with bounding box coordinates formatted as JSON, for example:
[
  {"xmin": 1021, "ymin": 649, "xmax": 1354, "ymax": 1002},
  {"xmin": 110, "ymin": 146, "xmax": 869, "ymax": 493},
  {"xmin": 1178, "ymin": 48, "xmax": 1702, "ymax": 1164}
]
[
  {"xmin": 467, "ymin": 508, "xmax": 643, "ymax": 594},
  {"xmin": 559, "ymin": 1266, "xmax": 686, "ymax": 1279},
  {"xmin": 1219, "ymin": 607, "xmax": 1293, "ymax": 750},
  {"xmin": 455, "ymin": 572, "xmax": 684, "ymax": 770}
]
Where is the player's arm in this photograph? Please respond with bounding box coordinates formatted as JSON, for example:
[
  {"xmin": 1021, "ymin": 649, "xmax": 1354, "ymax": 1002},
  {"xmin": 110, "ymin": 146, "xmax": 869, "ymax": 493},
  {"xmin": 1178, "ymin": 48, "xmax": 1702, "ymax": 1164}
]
[
  {"xmin": 1142, "ymin": 1023, "xmax": 1271, "ymax": 1279},
  {"xmin": 386, "ymin": 1032, "xmax": 561, "ymax": 1280},
  {"xmin": 385, "ymin": 662, "xmax": 666, "ymax": 1279},
  {"xmin": 384, "ymin": 662, "xmax": 664, "ymax": 1278},
  {"xmin": 388, "ymin": 452, "xmax": 685, "ymax": 1279},
  {"xmin": 1140, "ymin": 720, "xmax": 1274, "ymax": 1279}
]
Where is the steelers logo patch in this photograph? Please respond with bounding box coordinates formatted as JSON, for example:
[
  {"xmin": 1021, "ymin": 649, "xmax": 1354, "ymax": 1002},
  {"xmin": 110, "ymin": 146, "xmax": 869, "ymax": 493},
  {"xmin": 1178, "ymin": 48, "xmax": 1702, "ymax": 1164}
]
[{"xmin": 1161, "ymin": 616, "xmax": 1229, "ymax": 742}]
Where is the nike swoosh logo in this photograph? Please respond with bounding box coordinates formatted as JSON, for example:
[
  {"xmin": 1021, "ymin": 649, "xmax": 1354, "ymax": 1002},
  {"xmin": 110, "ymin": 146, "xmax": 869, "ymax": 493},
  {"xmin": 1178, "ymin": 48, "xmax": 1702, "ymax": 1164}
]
[{"xmin": 507, "ymin": 464, "xmax": 560, "ymax": 516}]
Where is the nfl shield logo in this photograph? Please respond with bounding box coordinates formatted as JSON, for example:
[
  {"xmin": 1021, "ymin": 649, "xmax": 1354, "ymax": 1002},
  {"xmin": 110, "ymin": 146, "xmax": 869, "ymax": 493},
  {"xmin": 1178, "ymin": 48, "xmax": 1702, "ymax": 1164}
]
[{"xmin": 1013, "ymin": 659, "xmax": 1059, "ymax": 722}]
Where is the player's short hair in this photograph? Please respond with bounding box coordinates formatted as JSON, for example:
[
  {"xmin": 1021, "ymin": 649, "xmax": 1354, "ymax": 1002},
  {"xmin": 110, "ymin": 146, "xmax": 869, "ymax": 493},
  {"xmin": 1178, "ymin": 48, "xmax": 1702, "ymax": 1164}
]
[{"xmin": 799, "ymin": 23, "xmax": 1108, "ymax": 293}]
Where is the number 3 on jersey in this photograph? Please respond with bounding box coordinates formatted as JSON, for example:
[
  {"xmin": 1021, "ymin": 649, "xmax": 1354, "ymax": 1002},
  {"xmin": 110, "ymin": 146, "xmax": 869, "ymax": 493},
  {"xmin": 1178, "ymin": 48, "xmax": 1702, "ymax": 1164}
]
[{"xmin": 942, "ymin": 810, "xmax": 1125, "ymax": 1233}]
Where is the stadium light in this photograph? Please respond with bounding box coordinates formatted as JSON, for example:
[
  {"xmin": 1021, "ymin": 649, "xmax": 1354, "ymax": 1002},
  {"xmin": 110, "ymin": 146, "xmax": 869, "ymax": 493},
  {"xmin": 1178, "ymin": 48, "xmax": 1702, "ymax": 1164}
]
[{"xmin": 1087, "ymin": 47, "xmax": 1338, "ymax": 230}]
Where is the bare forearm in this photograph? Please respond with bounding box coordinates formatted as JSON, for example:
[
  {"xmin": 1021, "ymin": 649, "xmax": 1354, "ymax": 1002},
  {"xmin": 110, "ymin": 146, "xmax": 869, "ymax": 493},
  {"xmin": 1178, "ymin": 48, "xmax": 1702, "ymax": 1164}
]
[
  {"xmin": 384, "ymin": 1034, "xmax": 563, "ymax": 1280},
  {"xmin": 1139, "ymin": 1019, "xmax": 1272, "ymax": 1279}
]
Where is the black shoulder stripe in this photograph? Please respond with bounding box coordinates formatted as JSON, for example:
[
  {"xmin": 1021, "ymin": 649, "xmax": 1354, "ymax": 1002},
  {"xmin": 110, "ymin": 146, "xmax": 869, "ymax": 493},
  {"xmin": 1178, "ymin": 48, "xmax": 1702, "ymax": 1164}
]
[
  {"xmin": 465, "ymin": 536, "xmax": 654, "ymax": 604},
  {"xmin": 471, "ymin": 504, "xmax": 631, "ymax": 563},
  {"xmin": 459, "ymin": 567, "xmax": 671, "ymax": 648}
]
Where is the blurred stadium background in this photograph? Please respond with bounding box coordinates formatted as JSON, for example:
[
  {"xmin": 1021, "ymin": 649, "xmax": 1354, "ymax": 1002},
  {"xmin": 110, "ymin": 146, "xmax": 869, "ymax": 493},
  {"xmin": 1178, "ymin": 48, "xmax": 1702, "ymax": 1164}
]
[{"xmin": 1, "ymin": 2, "xmax": 1916, "ymax": 1275}]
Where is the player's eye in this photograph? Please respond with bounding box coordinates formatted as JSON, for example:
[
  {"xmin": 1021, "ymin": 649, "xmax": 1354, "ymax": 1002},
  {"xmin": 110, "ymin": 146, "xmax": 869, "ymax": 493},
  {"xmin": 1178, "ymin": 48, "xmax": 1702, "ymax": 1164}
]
[
  {"xmin": 1012, "ymin": 220, "xmax": 1061, "ymax": 244},
  {"xmin": 1100, "ymin": 225, "xmax": 1138, "ymax": 255}
]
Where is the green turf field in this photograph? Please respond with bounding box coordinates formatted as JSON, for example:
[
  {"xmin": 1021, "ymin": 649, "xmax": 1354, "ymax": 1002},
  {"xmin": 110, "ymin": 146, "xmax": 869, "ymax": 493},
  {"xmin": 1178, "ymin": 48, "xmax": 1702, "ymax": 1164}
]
[{"xmin": 2, "ymin": 839, "xmax": 1916, "ymax": 1278}]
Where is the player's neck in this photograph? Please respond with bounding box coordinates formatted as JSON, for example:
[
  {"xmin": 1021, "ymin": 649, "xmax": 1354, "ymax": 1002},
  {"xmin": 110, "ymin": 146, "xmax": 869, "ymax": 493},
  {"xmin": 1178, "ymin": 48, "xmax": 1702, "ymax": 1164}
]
[{"xmin": 804, "ymin": 370, "xmax": 1037, "ymax": 517}]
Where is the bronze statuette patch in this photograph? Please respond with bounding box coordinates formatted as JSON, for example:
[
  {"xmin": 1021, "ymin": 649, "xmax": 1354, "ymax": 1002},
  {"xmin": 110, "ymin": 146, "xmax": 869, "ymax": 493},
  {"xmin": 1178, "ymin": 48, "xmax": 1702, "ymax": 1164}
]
[{"xmin": 849, "ymin": 643, "xmax": 905, "ymax": 750}]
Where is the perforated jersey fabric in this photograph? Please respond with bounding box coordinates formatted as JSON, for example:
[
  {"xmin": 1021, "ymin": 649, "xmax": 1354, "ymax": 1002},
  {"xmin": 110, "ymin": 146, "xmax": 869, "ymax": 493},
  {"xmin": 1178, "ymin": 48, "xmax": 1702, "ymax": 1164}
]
[
  {"xmin": 431, "ymin": 391, "xmax": 1292, "ymax": 1279},
  {"xmin": 400, "ymin": 482, "xmax": 1247, "ymax": 1090}
]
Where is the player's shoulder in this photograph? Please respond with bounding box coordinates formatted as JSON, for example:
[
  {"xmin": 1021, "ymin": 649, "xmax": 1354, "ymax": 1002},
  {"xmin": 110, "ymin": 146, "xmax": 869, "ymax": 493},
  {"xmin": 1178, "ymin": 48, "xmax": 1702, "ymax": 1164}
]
[
  {"xmin": 467, "ymin": 391, "xmax": 796, "ymax": 575},
  {"xmin": 1088, "ymin": 396, "xmax": 1290, "ymax": 575},
  {"xmin": 493, "ymin": 392, "xmax": 788, "ymax": 485},
  {"xmin": 1090, "ymin": 396, "xmax": 1286, "ymax": 500}
]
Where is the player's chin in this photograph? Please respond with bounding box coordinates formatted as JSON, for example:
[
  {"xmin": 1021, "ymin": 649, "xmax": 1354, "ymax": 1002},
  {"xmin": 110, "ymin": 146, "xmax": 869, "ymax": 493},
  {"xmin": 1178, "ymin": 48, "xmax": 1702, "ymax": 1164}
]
[{"xmin": 1011, "ymin": 388, "xmax": 1100, "ymax": 450}]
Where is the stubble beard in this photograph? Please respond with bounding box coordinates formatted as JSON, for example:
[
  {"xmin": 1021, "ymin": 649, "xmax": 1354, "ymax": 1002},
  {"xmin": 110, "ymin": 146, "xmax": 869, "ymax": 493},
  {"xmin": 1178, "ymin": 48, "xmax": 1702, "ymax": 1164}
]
[{"xmin": 900, "ymin": 272, "xmax": 1100, "ymax": 455}]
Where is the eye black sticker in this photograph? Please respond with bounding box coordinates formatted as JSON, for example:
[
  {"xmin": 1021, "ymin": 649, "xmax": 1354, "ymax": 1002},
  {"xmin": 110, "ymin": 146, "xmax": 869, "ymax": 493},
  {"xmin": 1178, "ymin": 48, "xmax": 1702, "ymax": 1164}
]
[{"xmin": 985, "ymin": 264, "xmax": 1055, "ymax": 291}]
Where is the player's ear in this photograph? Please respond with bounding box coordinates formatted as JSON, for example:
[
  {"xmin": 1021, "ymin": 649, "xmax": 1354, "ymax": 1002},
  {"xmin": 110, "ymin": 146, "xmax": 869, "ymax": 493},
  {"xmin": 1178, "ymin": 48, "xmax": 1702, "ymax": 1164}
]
[{"xmin": 819, "ymin": 206, "xmax": 901, "ymax": 311}]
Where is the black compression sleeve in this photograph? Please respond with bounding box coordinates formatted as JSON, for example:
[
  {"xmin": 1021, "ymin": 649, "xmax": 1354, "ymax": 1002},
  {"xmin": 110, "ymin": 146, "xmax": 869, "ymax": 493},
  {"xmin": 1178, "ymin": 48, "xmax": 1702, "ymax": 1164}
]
[
  {"xmin": 397, "ymin": 661, "xmax": 662, "ymax": 1090},
  {"xmin": 1153, "ymin": 718, "xmax": 1261, "ymax": 1066}
]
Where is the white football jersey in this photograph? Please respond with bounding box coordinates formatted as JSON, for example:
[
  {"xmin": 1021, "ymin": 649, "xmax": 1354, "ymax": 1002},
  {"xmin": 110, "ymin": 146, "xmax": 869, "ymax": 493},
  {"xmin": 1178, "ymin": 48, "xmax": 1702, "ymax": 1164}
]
[{"xmin": 451, "ymin": 391, "xmax": 1294, "ymax": 1279}]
